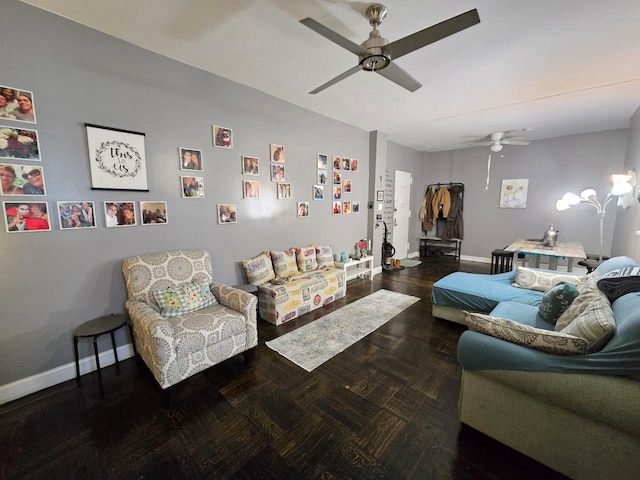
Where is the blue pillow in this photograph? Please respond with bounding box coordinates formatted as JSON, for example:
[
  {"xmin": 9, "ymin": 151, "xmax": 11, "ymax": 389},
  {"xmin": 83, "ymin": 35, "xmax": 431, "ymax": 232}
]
[{"xmin": 538, "ymin": 282, "xmax": 580, "ymax": 324}]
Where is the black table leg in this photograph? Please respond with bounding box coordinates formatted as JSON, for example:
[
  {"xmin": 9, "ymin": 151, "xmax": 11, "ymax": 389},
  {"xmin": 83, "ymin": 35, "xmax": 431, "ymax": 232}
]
[
  {"xmin": 74, "ymin": 336, "xmax": 81, "ymax": 387},
  {"xmin": 93, "ymin": 336, "xmax": 104, "ymax": 396}
]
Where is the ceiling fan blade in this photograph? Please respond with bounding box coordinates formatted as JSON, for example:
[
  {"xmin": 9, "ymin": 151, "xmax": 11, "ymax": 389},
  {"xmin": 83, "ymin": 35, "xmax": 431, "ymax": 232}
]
[
  {"xmin": 375, "ymin": 62, "xmax": 422, "ymax": 92},
  {"xmin": 502, "ymin": 140, "xmax": 530, "ymax": 146},
  {"xmin": 300, "ymin": 17, "xmax": 370, "ymax": 56},
  {"xmin": 309, "ymin": 65, "xmax": 363, "ymax": 94},
  {"xmin": 385, "ymin": 9, "xmax": 480, "ymax": 60}
]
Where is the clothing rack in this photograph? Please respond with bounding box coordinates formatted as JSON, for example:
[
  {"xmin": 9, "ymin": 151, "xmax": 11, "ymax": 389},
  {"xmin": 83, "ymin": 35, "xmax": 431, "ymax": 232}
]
[
  {"xmin": 421, "ymin": 181, "xmax": 465, "ymax": 243},
  {"xmin": 426, "ymin": 181, "xmax": 465, "ymax": 193}
]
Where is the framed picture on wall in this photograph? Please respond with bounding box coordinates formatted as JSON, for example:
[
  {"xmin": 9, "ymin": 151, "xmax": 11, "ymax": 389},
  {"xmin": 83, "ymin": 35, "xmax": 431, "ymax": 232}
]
[
  {"xmin": 277, "ymin": 183, "xmax": 291, "ymax": 199},
  {"xmin": 270, "ymin": 144, "xmax": 285, "ymax": 163},
  {"xmin": 217, "ymin": 204, "xmax": 237, "ymax": 224},
  {"xmin": 213, "ymin": 126, "xmax": 233, "ymax": 149},
  {"xmin": 3, "ymin": 201, "xmax": 50, "ymax": 232},
  {"xmin": 0, "ymin": 125, "xmax": 41, "ymax": 160},
  {"xmin": 86, "ymin": 124, "xmax": 148, "ymax": 191},
  {"xmin": 243, "ymin": 180, "xmax": 260, "ymax": 198},
  {"xmin": 242, "ymin": 156, "xmax": 259, "ymax": 175},
  {"xmin": 333, "ymin": 171, "xmax": 341, "ymax": 184},
  {"xmin": 181, "ymin": 176, "xmax": 204, "ymax": 198},
  {"xmin": 317, "ymin": 169, "xmax": 327, "ymax": 184},
  {"xmin": 333, "ymin": 156, "xmax": 341, "ymax": 170},
  {"xmin": 0, "ymin": 164, "xmax": 46, "ymax": 196},
  {"xmin": 351, "ymin": 159, "xmax": 359, "ymax": 172},
  {"xmin": 104, "ymin": 201, "xmax": 136, "ymax": 227},
  {"xmin": 344, "ymin": 179, "xmax": 352, "ymax": 193},
  {"xmin": 271, "ymin": 163, "xmax": 285, "ymax": 181},
  {"xmin": 297, "ymin": 202, "xmax": 309, "ymax": 217},
  {"xmin": 179, "ymin": 147, "xmax": 203, "ymax": 171},
  {"xmin": 342, "ymin": 158, "xmax": 351, "ymax": 171},
  {"xmin": 140, "ymin": 201, "xmax": 167, "ymax": 225},
  {"xmin": 352, "ymin": 201, "xmax": 360, "ymax": 213},
  {"xmin": 333, "ymin": 185, "xmax": 342, "ymax": 200},
  {"xmin": 313, "ymin": 185, "xmax": 324, "ymax": 200},
  {"xmin": 332, "ymin": 201, "xmax": 342, "ymax": 215},
  {"xmin": 0, "ymin": 85, "xmax": 37, "ymax": 123},
  {"xmin": 343, "ymin": 201, "xmax": 352, "ymax": 214},
  {"xmin": 499, "ymin": 178, "xmax": 529, "ymax": 208},
  {"xmin": 57, "ymin": 201, "xmax": 96, "ymax": 229},
  {"xmin": 317, "ymin": 153, "xmax": 328, "ymax": 169}
]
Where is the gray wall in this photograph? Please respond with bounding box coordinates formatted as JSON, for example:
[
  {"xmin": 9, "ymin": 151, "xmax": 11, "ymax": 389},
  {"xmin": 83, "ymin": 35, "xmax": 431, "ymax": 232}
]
[
  {"xmin": 0, "ymin": 1, "xmax": 370, "ymax": 385},
  {"xmin": 422, "ymin": 130, "xmax": 630, "ymax": 260},
  {"xmin": 612, "ymin": 106, "xmax": 640, "ymax": 258}
]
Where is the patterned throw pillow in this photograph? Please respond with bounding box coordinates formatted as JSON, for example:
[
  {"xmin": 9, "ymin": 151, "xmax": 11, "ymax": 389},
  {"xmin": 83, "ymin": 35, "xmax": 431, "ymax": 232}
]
[
  {"xmin": 538, "ymin": 282, "xmax": 580, "ymax": 324},
  {"xmin": 241, "ymin": 251, "xmax": 275, "ymax": 285},
  {"xmin": 315, "ymin": 245, "xmax": 334, "ymax": 268},
  {"xmin": 153, "ymin": 279, "xmax": 218, "ymax": 318},
  {"xmin": 464, "ymin": 311, "xmax": 588, "ymax": 355},
  {"xmin": 295, "ymin": 245, "xmax": 318, "ymax": 272},
  {"xmin": 558, "ymin": 289, "xmax": 616, "ymax": 353},
  {"xmin": 270, "ymin": 249, "xmax": 299, "ymax": 278},
  {"xmin": 554, "ymin": 274, "xmax": 601, "ymax": 330},
  {"xmin": 512, "ymin": 267, "xmax": 586, "ymax": 292}
]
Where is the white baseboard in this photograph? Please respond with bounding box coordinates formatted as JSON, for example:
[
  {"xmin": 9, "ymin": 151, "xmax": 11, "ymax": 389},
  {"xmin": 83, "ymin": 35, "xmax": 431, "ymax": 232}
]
[
  {"xmin": 408, "ymin": 251, "xmax": 420, "ymax": 259},
  {"xmin": 0, "ymin": 343, "xmax": 135, "ymax": 405}
]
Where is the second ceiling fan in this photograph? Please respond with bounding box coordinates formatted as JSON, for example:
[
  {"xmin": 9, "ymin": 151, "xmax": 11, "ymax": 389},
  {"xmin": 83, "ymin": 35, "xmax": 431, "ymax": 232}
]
[{"xmin": 300, "ymin": 4, "xmax": 481, "ymax": 94}]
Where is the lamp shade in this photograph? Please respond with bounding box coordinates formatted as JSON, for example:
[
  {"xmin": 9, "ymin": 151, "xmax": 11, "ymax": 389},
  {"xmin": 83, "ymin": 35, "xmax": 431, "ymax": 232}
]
[
  {"xmin": 580, "ymin": 189, "xmax": 597, "ymax": 200},
  {"xmin": 555, "ymin": 199, "xmax": 571, "ymax": 211},
  {"xmin": 611, "ymin": 181, "xmax": 633, "ymax": 196},
  {"xmin": 562, "ymin": 192, "xmax": 581, "ymax": 205}
]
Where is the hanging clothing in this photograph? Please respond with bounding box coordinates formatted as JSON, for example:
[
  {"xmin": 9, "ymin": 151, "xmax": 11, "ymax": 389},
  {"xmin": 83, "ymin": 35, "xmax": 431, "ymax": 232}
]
[
  {"xmin": 444, "ymin": 184, "xmax": 464, "ymax": 240},
  {"xmin": 420, "ymin": 187, "xmax": 436, "ymax": 231},
  {"xmin": 432, "ymin": 186, "xmax": 451, "ymax": 219}
]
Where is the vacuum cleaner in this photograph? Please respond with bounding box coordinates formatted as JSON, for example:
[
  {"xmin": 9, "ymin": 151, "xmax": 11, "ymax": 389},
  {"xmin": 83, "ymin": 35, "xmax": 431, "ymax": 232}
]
[{"xmin": 381, "ymin": 221, "xmax": 404, "ymax": 271}]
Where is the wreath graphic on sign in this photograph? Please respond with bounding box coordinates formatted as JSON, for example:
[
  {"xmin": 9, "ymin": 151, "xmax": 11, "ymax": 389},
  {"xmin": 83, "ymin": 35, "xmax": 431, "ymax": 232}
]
[{"xmin": 95, "ymin": 140, "xmax": 142, "ymax": 178}]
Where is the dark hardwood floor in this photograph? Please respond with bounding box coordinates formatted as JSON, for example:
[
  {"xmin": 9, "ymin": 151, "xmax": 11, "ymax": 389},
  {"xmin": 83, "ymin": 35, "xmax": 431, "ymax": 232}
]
[{"xmin": 0, "ymin": 257, "xmax": 568, "ymax": 480}]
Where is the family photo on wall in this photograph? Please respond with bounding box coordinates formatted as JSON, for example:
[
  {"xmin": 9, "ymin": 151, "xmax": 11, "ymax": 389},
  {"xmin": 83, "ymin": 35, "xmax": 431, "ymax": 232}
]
[
  {"xmin": 1, "ymin": 164, "xmax": 46, "ymax": 196},
  {"xmin": 0, "ymin": 85, "xmax": 37, "ymax": 123},
  {"xmin": 3, "ymin": 201, "xmax": 50, "ymax": 232}
]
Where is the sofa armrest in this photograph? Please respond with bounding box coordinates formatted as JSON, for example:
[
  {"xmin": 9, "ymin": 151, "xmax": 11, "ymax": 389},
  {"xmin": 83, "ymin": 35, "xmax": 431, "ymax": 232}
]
[
  {"xmin": 125, "ymin": 299, "xmax": 177, "ymax": 384},
  {"xmin": 210, "ymin": 283, "xmax": 258, "ymax": 348}
]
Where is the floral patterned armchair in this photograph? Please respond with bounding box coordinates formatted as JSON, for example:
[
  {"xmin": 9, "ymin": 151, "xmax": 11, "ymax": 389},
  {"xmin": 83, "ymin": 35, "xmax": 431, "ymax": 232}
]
[{"xmin": 121, "ymin": 249, "xmax": 257, "ymax": 392}]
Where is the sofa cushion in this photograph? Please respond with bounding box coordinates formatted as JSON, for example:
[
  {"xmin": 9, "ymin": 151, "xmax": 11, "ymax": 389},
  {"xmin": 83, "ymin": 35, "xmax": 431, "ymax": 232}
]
[
  {"xmin": 464, "ymin": 311, "xmax": 588, "ymax": 355},
  {"xmin": 538, "ymin": 282, "xmax": 580, "ymax": 324},
  {"xmin": 270, "ymin": 249, "xmax": 299, "ymax": 278},
  {"xmin": 296, "ymin": 245, "xmax": 318, "ymax": 272},
  {"xmin": 559, "ymin": 289, "xmax": 616, "ymax": 353},
  {"xmin": 555, "ymin": 274, "xmax": 601, "ymax": 330},
  {"xmin": 153, "ymin": 278, "xmax": 218, "ymax": 318},
  {"xmin": 242, "ymin": 251, "xmax": 276, "ymax": 285},
  {"xmin": 512, "ymin": 267, "xmax": 585, "ymax": 292},
  {"xmin": 315, "ymin": 244, "xmax": 334, "ymax": 268}
]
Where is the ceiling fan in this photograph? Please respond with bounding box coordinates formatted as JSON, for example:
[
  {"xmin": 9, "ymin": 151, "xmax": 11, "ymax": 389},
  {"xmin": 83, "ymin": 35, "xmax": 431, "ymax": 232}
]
[
  {"xmin": 467, "ymin": 131, "xmax": 530, "ymax": 152},
  {"xmin": 299, "ymin": 4, "xmax": 480, "ymax": 94}
]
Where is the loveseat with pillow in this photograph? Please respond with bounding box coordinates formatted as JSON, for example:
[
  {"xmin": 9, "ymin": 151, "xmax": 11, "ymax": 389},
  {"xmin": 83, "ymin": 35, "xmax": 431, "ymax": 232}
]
[
  {"xmin": 448, "ymin": 256, "xmax": 640, "ymax": 479},
  {"xmin": 241, "ymin": 245, "xmax": 346, "ymax": 326}
]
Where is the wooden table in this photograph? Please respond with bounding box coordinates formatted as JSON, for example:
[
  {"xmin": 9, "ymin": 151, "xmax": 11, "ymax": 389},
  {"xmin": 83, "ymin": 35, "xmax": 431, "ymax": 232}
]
[{"xmin": 504, "ymin": 240, "xmax": 586, "ymax": 272}]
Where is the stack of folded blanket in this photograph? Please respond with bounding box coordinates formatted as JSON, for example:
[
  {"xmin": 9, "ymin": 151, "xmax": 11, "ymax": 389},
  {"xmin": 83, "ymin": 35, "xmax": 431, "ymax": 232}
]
[{"xmin": 597, "ymin": 267, "xmax": 640, "ymax": 302}]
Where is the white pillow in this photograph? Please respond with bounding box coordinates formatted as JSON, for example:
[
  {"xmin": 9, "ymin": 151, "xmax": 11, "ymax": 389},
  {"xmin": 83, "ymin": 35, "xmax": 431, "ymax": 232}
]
[
  {"xmin": 512, "ymin": 267, "xmax": 586, "ymax": 292},
  {"xmin": 464, "ymin": 311, "xmax": 588, "ymax": 355}
]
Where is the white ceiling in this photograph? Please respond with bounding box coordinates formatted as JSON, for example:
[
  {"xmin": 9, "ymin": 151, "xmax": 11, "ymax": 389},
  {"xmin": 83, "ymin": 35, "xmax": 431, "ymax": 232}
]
[{"xmin": 23, "ymin": 0, "xmax": 640, "ymax": 152}]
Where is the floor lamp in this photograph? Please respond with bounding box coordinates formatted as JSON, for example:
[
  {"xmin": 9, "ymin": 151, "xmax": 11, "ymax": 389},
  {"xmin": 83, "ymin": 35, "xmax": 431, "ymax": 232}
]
[{"xmin": 555, "ymin": 175, "xmax": 633, "ymax": 261}]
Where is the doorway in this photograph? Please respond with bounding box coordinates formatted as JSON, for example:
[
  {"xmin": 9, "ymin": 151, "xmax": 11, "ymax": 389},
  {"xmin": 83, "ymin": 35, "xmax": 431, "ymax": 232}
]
[{"xmin": 393, "ymin": 170, "xmax": 411, "ymax": 260}]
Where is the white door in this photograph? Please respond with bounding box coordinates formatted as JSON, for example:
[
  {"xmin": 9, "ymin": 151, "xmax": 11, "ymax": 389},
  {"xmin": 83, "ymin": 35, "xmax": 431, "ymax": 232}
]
[{"xmin": 393, "ymin": 170, "xmax": 411, "ymax": 260}]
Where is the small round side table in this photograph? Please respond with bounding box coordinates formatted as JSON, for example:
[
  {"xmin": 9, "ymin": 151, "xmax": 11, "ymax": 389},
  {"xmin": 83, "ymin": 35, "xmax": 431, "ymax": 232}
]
[{"xmin": 73, "ymin": 313, "xmax": 135, "ymax": 395}]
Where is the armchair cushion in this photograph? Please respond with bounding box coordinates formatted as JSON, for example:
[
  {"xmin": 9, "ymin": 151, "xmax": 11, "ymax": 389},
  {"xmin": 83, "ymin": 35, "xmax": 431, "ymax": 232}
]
[
  {"xmin": 315, "ymin": 244, "xmax": 334, "ymax": 268},
  {"xmin": 296, "ymin": 245, "xmax": 318, "ymax": 272},
  {"xmin": 241, "ymin": 251, "xmax": 275, "ymax": 285},
  {"xmin": 270, "ymin": 249, "xmax": 299, "ymax": 278},
  {"xmin": 153, "ymin": 278, "xmax": 218, "ymax": 318}
]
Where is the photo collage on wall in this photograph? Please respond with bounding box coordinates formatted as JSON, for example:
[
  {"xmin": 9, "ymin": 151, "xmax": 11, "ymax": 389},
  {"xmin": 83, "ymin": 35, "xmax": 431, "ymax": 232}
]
[{"xmin": 330, "ymin": 155, "xmax": 359, "ymax": 216}]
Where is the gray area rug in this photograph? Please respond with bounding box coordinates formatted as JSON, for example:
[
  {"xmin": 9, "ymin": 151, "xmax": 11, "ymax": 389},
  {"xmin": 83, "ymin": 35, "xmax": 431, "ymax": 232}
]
[
  {"xmin": 400, "ymin": 258, "xmax": 422, "ymax": 267},
  {"xmin": 265, "ymin": 289, "xmax": 420, "ymax": 371}
]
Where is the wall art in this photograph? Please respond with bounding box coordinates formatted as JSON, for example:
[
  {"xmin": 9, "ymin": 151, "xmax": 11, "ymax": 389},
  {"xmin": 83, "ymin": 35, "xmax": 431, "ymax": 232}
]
[
  {"xmin": 1, "ymin": 164, "xmax": 46, "ymax": 196},
  {"xmin": 499, "ymin": 178, "xmax": 529, "ymax": 208},
  {"xmin": 333, "ymin": 171, "xmax": 341, "ymax": 184},
  {"xmin": 243, "ymin": 180, "xmax": 260, "ymax": 198},
  {"xmin": 277, "ymin": 183, "xmax": 291, "ymax": 199},
  {"xmin": 0, "ymin": 125, "xmax": 40, "ymax": 160},
  {"xmin": 342, "ymin": 158, "xmax": 351, "ymax": 171},
  {"xmin": 352, "ymin": 201, "xmax": 360, "ymax": 213},
  {"xmin": 0, "ymin": 85, "xmax": 36, "ymax": 123},
  {"xmin": 86, "ymin": 124, "xmax": 148, "ymax": 191},
  {"xmin": 104, "ymin": 201, "xmax": 136, "ymax": 227},
  {"xmin": 270, "ymin": 144, "xmax": 285, "ymax": 163},
  {"xmin": 271, "ymin": 163, "xmax": 285, "ymax": 181},
  {"xmin": 57, "ymin": 201, "xmax": 96, "ymax": 229},
  {"xmin": 317, "ymin": 153, "xmax": 328, "ymax": 169},
  {"xmin": 181, "ymin": 176, "xmax": 204, "ymax": 198},
  {"xmin": 317, "ymin": 169, "xmax": 327, "ymax": 184},
  {"xmin": 344, "ymin": 179, "xmax": 352, "ymax": 193},
  {"xmin": 179, "ymin": 147, "xmax": 202, "ymax": 171},
  {"xmin": 217, "ymin": 204, "xmax": 237, "ymax": 224},
  {"xmin": 213, "ymin": 126, "xmax": 233, "ymax": 149},
  {"xmin": 297, "ymin": 202, "xmax": 309, "ymax": 217},
  {"xmin": 351, "ymin": 159, "xmax": 359, "ymax": 172},
  {"xmin": 140, "ymin": 201, "xmax": 167, "ymax": 225},
  {"xmin": 3, "ymin": 201, "xmax": 50, "ymax": 232},
  {"xmin": 333, "ymin": 185, "xmax": 342, "ymax": 200},
  {"xmin": 242, "ymin": 156, "xmax": 259, "ymax": 175},
  {"xmin": 343, "ymin": 201, "xmax": 352, "ymax": 214},
  {"xmin": 333, "ymin": 156, "xmax": 341, "ymax": 170},
  {"xmin": 332, "ymin": 201, "xmax": 342, "ymax": 215},
  {"xmin": 313, "ymin": 185, "xmax": 324, "ymax": 200}
]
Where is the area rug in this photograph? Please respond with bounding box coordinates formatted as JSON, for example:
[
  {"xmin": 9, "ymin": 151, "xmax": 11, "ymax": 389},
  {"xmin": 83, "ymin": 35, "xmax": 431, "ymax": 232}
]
[
  {"xmin": 265, "ymin": 289, "xmax": 420, "ymax": 371},
  {"xmin": 400, "ymin": 258, "xmax": 422, "ymax": 267}
]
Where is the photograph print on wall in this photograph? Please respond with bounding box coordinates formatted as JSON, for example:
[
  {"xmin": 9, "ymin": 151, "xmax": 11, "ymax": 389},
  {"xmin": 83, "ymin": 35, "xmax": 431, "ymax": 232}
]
[
  {"xmin": 179, "ymin": 147, "xmax": 203, "ymax": 171},
  {"xmin": 104, "ymin": 201, "xmax": 136, "ymax": 227},
  {"xmin": 242, "ymin": 156, "xmax": 259, "ymax": 175},
  {"xmin": 0, "ymin": 125, "xmax": 40, "ymax": 160},
  {"xmin": 243, "ymin": 180, "xmax": 260, "ymax": 198},
  {"xmin": 317, "ymin": 153, "xmax": 328, "ymax": 169},
  {"xmin": 213, "ymin": 126, "xmax": 233, "ymax": 149},
  {"xmin": 217, "ymin": 204, "xmax": 237, "ymax": 224},
  {"xmin": 57, "ymin": 201, "xmax": 96, "ymax": 229},
  {"xmin": 181, "ymin": 176, "xmax": 204, "ymax": 198},
  {"xmin": 4, "ymin": 201, "xmax": 50, "ymax": 232},
  {"xmin": 0, "ymin": 164, "xmax": 46, "ymax": 196},
  {"xmin": 270, "ymin": 144, "xmax": 285, "ymax": 163},
  {"xmin": 140, "ymin": 201, "xmax": 167, "ymax": 225},
  {"xmin": 0, "ymin": 85, "xmax": 37, "ymax": 123}
]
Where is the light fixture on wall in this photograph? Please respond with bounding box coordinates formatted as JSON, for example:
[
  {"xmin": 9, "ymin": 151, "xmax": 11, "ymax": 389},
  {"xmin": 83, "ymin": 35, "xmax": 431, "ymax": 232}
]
[{"xmin": 555, "ymin": 174, "xmax": 634, "ymax": 261}]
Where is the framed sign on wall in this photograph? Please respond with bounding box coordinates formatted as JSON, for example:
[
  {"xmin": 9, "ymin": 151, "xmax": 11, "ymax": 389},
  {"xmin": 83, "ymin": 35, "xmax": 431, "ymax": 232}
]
[{"xmin": 86, "ymin": 124, "xmax": 148, "ymax": 191}]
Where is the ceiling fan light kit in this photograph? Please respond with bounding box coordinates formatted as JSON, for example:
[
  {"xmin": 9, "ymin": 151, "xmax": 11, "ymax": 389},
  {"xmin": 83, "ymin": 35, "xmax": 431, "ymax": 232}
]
[{"xmin": 300, "ymin": 4, "xmax": 481, "ymax": 94}]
